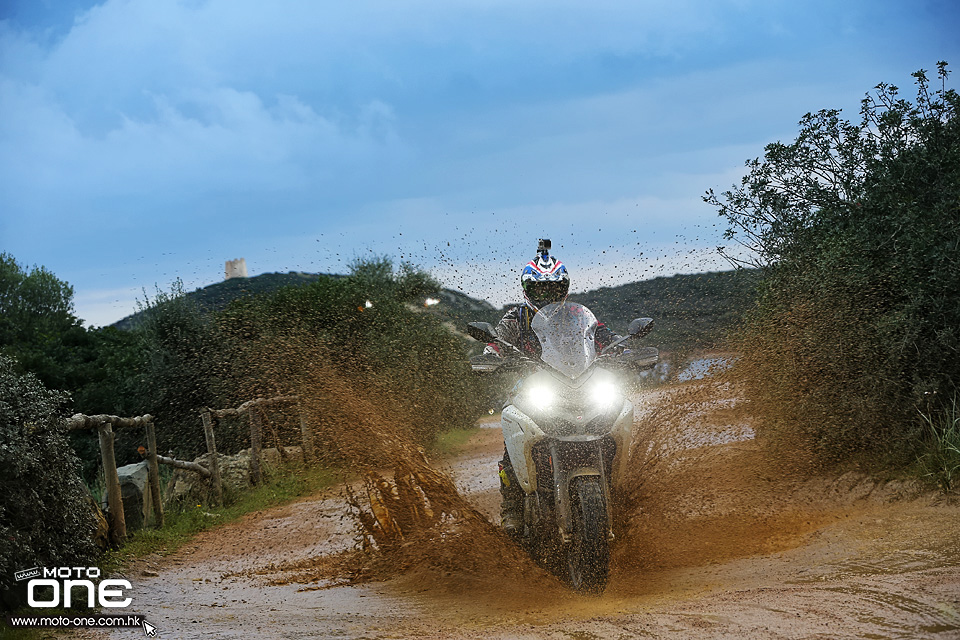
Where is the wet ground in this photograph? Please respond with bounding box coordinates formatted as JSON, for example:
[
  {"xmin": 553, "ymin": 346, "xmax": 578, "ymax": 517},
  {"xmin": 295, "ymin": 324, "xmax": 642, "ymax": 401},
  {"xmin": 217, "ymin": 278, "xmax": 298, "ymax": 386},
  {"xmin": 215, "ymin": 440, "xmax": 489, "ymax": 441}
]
[{"xmin": 79, "ymin": 383, "xmax": 960, "ymax": 639}]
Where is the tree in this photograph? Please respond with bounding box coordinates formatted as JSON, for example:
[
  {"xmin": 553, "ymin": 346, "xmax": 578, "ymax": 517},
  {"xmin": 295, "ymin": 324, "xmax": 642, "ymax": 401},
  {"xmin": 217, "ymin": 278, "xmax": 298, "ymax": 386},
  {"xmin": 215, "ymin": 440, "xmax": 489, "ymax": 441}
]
[
  {"xmin": 0, "ymin": 254, "xmax": 148, "ymax": 478},
  {"xmin": 133, "ymin": 280, "xmax": 235, "ymax": 458},
  {"xmin": 705, "ymin": 63, "xmax": 960, "ymax": 462},
  {"xmin": 0, "ymin": 252, "xmax": 83, "ymax": 390}
]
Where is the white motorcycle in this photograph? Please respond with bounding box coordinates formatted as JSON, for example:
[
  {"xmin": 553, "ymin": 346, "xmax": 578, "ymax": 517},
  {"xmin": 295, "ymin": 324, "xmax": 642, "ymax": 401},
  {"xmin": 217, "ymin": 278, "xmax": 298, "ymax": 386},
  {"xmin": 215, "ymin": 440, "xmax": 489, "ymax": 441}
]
[{"xmin": 468, "ymin": 302, "xmax": 657, "ymax": 593}]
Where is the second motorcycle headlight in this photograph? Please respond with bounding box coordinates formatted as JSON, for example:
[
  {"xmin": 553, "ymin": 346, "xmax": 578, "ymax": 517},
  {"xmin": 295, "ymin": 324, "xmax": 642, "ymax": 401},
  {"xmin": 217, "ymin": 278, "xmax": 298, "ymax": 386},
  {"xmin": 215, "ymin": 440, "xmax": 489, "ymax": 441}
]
[{"xmin": 588, "ymin": 379, "xmax": 620, "ymax": 409}]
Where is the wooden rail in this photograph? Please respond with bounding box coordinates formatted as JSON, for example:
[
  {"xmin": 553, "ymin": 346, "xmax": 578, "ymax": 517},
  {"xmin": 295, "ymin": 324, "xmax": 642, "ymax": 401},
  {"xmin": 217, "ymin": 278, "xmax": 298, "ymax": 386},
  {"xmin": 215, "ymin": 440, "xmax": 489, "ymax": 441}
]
[
  {"xmin": 153, "ymin": 453, "xmax": 211, "ymax": 477},
  {"xmin": 207, "ymin": 395, "xmax": 300, "ymax": 419},
  {"xmin": 65, "ymin": 395, "xmax": 315, "ymax": 544},
  {"xmin": 65, "ymin": 413, "xmax": 163, "ymax": 543},
  {"xmin": 201, "ymin": 394, "xmax": 314, "ymax": 498}
]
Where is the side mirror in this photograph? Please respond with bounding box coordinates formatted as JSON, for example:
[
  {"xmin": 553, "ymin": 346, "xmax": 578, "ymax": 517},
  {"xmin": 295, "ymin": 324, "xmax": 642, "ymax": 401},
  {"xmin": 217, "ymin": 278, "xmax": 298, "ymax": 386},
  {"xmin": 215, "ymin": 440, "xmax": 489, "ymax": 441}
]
[
  {"xmin": 601, "ymin": 317, "xmax": 654, "ymax": 355},
  {"xmin": 628, "ymin": 317, "xmax": 654, "ymax": 339},
  {"xmin": 467, "ymin": 322, "xmax": 498, "ymax": 343}
]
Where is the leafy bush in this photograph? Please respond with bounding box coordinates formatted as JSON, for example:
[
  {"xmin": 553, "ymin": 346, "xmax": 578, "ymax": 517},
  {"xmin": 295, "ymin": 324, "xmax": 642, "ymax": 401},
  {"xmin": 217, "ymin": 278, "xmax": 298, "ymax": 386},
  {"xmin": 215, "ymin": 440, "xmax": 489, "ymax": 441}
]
[
  {"xmin": 217, "ymin": 259, "xmax": 478, "ymax": 451},
  {"xmin": 0, "ymin": 354, "xmax": 97, "ymax": 611},
  {"xmin": 126, "ymin": 258, "xmax": 487, "ymax": 461},
  {"xmin": 0, "ymin": 252, "xmax": 150, "ymax": 480},
  {"xmin": 0, "ymin": 252, "xmax": 85, "ymax": 392},
  {"xmin": 0, "ymin": 251, "xmax": 488, "ymax": 478},
  {"xmin": 706, "ymin": 63, "xmax": 960, "ymax": 464}
]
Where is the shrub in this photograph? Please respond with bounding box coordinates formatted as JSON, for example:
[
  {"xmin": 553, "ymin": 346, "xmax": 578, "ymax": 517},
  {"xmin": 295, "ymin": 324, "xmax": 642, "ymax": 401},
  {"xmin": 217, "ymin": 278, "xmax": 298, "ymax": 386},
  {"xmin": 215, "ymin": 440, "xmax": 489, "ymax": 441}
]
[
  {"xmin": 0, "ymin": 354, "xmax": 97, "ymax": 611},
  {"xmin": 706, "ymin": 63, "xmax": 960, "ymax": 465},
  {"xmin": 216, "ymin": 258, "xmax": 488, "ymax": 456},
  {"xmin": 133, "ymin": 280, "xmax": 238, "ymax": 459},
  {"xmin": 917, "ymin": 395, "xmax": 960, "ymax": 492}
]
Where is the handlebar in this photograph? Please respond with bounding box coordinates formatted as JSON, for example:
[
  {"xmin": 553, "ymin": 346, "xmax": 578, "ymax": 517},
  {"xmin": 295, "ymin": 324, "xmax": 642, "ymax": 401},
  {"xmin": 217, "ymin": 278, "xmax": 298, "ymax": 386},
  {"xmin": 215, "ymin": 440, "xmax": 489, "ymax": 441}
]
[
  {"xmin": 598, "ymin": 346, "xmax": 659, "ymax": 370},
  {"xmin": 470, "ymin": 353, "xmax": 539, "ymax": 374}
]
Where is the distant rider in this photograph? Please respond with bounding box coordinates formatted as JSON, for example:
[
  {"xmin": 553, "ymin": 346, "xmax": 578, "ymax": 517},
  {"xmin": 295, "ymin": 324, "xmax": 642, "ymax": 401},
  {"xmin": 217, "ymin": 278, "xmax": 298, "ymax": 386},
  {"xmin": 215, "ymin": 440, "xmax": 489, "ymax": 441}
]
[{"xmin": 485, "ymin": 239, "xmax": 622, "ymax": 536}]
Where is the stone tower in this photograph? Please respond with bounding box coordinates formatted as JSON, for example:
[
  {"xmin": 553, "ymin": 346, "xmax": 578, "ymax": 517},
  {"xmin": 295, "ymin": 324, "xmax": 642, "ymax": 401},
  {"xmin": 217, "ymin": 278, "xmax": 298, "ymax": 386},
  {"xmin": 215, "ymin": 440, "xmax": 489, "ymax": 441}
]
[{"xmin": 225, "ymin": 258, "xmax": 248, "ymax": 280}]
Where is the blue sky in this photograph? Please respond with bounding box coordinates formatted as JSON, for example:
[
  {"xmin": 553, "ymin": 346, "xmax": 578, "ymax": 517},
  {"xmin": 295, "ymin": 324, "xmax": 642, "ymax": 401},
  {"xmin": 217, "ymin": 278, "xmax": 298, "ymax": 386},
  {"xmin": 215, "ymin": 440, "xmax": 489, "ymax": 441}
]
[{"xmin": 1, "ymin": 0, "xmax": 958, "ymax": 326}]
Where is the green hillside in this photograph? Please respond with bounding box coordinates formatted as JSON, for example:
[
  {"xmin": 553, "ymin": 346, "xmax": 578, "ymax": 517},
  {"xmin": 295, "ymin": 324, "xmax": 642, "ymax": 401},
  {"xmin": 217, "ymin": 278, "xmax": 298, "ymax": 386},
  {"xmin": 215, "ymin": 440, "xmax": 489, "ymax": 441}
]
[
  {"xmin": 113, "ymin": 269, "xmax": 755, "ymax": 353},
  {"xmin": 567, "ymin": 269, "xmax": 758, "ymax": 353},
  {"xmin": 112, "ymin": 272, "xmax": 334, "ymax": 330},
  {"xmin": 423, "ymin": 288, "xmax": 500, "ymax": 329}
]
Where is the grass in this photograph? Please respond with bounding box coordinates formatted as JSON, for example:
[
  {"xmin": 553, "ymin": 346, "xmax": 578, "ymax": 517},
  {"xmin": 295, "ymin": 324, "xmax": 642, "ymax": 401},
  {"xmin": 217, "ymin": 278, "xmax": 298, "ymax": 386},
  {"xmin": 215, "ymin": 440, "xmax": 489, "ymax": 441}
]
[
  {"xmin": 99, "ymin": 462, "xmax": 337, "ymax": 574},
  {"xmin": 429, "ymin": 425, "xmax": 480, "ymax": 458},
  {"xmin": 917, "ymin": 395, "xmax": 960, "ymax": 493}
]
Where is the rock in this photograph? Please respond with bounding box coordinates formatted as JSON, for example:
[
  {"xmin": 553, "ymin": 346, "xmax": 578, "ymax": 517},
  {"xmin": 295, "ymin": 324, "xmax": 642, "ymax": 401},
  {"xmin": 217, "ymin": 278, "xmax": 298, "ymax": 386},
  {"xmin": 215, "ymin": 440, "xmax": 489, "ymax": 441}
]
[
  {"xmin": 116, "ymin": 461, "xmax": 155, "ymax": 531},
  {"xmin": 165, "ymin": 446, "xmax": 305, "ymax": 507},
  {"xmin": 261, "ymin": 446, "xmax": 305, "ymax": 467}
]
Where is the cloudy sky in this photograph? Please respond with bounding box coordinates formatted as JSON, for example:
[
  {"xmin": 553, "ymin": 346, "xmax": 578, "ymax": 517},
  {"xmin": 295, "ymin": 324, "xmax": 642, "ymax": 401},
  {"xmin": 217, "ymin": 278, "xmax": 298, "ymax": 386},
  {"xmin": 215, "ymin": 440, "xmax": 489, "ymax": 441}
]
[{"xmin": 1, "ymin": 0, "xmax": 958, "ymax": 326}]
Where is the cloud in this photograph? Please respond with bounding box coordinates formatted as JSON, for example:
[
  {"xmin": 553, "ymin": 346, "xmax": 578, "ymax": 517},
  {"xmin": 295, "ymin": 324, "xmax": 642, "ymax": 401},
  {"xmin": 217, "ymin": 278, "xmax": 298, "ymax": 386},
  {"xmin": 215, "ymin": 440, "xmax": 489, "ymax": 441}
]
[
  {"xmin": 1, "ymin": 0, "xmax": 956, "ymax": 327},
  {"xmin": 0, "ymin": 78, "xmax": 407, "ymax": 246},
  {"xmin": 0, "ymin": 0, "xmax": 922, "ymax": 232}
]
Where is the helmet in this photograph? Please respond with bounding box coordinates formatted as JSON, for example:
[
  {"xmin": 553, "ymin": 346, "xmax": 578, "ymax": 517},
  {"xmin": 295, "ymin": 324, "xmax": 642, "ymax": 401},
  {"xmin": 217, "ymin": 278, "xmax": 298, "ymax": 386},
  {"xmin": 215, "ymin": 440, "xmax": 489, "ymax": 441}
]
[{"xmin": 521, "ymin": 239, "xmax": 570, "ymax": 311}]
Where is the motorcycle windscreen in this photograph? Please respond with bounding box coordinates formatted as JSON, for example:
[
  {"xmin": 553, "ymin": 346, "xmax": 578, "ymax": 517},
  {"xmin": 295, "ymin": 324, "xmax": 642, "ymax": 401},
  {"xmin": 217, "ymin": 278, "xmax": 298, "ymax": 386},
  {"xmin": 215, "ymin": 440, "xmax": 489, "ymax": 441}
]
[{"xmin": 531, "ymin": 302, "xmax": 598, "ymax": 379}]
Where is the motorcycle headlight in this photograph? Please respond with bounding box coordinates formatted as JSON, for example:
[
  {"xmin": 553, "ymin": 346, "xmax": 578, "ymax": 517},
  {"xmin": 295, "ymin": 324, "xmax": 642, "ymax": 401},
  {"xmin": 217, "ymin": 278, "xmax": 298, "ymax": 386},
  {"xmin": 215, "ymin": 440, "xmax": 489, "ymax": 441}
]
[
  {"xmin": 588, "ymin": 380, "xmax": 620, "ymax": 409},
  {"xmin": 526, "ymin": 384, "xmax": 556, "ymax": 410}
]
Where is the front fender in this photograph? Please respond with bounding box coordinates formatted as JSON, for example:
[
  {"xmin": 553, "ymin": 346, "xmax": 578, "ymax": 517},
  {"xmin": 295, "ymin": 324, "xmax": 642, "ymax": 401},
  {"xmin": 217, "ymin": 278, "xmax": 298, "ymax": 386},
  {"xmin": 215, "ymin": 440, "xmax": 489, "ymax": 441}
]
[
  {"xmin": 610, "ymin": 399, "xmax": 634, "ymax": 488},
  {"xmin": 501, "ymin": 405, "xmax": 545, "ymax": 493}
]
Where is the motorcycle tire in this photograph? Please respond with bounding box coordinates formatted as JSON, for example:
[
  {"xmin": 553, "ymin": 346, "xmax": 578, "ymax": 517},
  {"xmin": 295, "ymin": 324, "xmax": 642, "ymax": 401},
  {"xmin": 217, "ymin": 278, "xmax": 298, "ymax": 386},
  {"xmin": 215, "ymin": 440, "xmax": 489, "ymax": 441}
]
[{"xmin": 566, "ymin": 477, "xmax": 610, "ymax": 594}]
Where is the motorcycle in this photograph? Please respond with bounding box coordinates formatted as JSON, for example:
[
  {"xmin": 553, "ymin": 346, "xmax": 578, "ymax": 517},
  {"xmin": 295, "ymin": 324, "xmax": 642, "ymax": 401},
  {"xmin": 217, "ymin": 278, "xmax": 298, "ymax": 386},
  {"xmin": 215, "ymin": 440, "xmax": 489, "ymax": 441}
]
[{"xmin": 467, "ymin": 302, "xmax": 657, "ymax": 593}]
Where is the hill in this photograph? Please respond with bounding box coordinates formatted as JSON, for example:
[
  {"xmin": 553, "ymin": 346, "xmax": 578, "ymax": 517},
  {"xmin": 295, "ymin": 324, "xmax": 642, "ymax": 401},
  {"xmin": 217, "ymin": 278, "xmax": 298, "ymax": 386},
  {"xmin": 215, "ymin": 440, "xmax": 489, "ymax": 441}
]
[
  {"xmin": 113, "ymin": 269, "xmax": 755, "ymax": 352},
  {"xmin": 567, "ymin": 269, "xmax": 758, "ymax": 353},
  {"xmin": 112, "ymin": 272, "xmax": 333, "ymax": 331}
]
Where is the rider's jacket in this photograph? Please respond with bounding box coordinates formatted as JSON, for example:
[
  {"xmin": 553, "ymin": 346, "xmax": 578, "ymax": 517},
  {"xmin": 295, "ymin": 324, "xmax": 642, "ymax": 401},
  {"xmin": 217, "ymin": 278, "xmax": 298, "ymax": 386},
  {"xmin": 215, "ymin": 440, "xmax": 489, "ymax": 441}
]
[{"xmin": 483, "ymin": 304, "xmax": 621, "ymax": 358}]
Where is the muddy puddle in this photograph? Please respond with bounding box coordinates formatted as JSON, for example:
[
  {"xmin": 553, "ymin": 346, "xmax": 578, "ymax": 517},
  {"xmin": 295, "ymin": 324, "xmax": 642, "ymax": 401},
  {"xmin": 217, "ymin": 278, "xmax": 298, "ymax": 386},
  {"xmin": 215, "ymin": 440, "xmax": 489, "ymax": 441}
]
[{"xmin": 81, "ymin": 380, "xmax": 960, "ymax": 639}]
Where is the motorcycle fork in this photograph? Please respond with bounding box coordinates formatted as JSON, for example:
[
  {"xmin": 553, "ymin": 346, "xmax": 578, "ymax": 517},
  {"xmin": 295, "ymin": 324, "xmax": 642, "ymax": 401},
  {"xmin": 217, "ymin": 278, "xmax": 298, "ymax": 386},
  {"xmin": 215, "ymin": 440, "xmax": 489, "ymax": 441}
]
[
  {"xmin": 550, "ymin": 441, "xmax": 614, "ymax": 544},
  {"xmin": 523, "ymin": 491, "xmax": 542, "ymax": 531}
]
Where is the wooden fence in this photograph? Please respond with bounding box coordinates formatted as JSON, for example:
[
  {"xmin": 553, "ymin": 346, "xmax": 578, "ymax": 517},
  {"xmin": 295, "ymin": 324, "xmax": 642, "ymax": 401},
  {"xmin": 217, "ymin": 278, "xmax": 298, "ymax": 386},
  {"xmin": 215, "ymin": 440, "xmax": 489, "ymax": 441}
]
[
  {"xmin": 65, "ymin": 413, "xmax": 163, "ymax": 544},
  {"xmin": 201, "ymin": 394, "xmax": 315, "ymax": 505},
  {"xmin": 66, "ymin": 393, "xmax": 312, "ymax": 543}
]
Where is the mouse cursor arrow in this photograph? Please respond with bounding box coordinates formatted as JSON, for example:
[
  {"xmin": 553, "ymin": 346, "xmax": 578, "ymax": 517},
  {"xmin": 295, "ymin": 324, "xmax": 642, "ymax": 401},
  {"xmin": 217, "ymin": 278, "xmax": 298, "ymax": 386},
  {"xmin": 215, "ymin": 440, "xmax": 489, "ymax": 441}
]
[{"xmin": 142, "ymin": 620, "xmax": 157, "ymax": 637}]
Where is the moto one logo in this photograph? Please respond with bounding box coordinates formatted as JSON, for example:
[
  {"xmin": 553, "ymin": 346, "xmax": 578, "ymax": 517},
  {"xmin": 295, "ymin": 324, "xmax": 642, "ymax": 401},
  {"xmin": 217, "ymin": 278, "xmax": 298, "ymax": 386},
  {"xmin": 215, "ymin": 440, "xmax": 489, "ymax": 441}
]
[{"xmin": 25, "ymin": 568, "xmax": 132, "ymax": 609}]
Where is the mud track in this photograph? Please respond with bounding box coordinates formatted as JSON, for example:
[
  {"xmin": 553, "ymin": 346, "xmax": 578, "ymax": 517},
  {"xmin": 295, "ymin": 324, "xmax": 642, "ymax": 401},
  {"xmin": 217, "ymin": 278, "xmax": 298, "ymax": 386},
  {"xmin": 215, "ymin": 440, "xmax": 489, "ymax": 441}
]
[{"xmin": 87, "ymin": 382, "xmax": 959, "ymax": 639}]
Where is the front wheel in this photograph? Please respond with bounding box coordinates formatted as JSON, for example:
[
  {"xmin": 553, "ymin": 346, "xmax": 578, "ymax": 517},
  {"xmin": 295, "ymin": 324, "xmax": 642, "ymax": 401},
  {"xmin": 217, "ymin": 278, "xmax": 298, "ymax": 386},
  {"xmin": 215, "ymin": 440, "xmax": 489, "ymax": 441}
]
[{"xmin": 566, "ymin": 477, "xmax": 610, "ymax": 594}]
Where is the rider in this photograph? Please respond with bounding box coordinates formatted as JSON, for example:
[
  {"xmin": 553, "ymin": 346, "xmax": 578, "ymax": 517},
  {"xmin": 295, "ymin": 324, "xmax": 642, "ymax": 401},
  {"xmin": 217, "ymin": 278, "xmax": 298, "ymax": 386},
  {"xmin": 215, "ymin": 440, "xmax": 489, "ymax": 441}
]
[{"xmin": 486, "ymin": 239, "xmax": 622, "ymax": 535}]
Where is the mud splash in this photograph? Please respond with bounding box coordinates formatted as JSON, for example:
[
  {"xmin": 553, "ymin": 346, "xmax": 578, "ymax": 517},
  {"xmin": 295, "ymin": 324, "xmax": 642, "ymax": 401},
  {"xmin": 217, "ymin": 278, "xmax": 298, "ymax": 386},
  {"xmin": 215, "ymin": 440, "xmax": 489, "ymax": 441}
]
[
  {"xmin": 252, "ymin": 368, "xmax": 933, "ymax": 608},
  {"xmin": 611, "ymin": 378, "xmax": 930, "ymax": 582},
  {"xmin": 241, "ymin": 361, "xmax": 565, "ymax": 600}
]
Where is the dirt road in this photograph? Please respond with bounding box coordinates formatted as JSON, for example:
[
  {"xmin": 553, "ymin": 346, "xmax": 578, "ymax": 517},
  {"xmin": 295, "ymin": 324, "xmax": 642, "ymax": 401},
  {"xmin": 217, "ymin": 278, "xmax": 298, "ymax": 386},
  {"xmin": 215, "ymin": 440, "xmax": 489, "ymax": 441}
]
[{"xmin": 88, "ymin": 384, "xmax": 959, "ymax": 639}]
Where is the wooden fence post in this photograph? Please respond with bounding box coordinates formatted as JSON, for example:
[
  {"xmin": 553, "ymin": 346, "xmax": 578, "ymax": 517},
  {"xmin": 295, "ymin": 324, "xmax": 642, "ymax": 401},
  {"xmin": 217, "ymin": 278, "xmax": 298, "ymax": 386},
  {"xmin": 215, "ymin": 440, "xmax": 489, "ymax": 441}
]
[
  {"xmin": 298, "ymin": 398, "xmax": 315, "ymax": 464},
  {"xmin": 144, "ymin": 417, "xmax": 164, "ymax": 528},
  {"xmin": 97, "ymin": 423, "xmax": 126, "ymax": 544},
  {"xmin": 201, "ymin": 410, "xmax": 224, "ymax": 505},
  {"xmin": 249, "ymin": 407, "xmax": 262, "ymax": 484}
]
